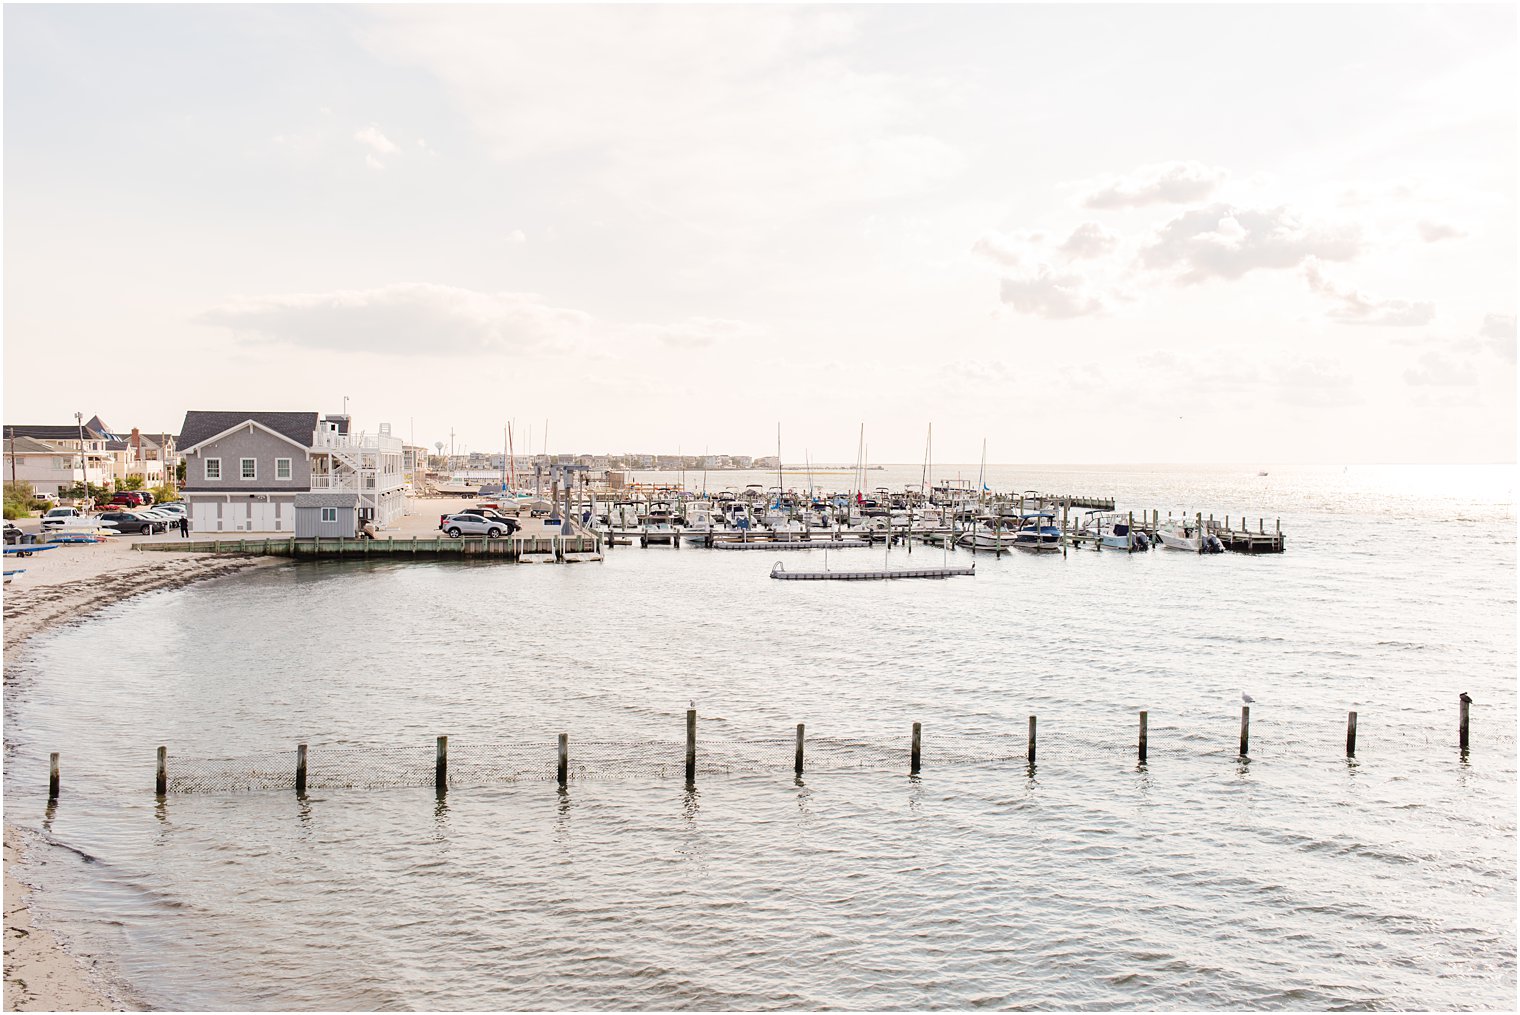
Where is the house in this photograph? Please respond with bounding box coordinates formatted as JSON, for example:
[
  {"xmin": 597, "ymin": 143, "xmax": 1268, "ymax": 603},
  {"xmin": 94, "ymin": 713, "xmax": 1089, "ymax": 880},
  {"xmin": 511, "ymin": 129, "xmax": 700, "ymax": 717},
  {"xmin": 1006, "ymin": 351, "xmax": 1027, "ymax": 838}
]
[
  {"xmin": 177, "ymin": 410, "xmax": 406, "ymax": 533},
  {"xmin": 3, "ymin": 424, "xmax": 113, "ymax": 495}
]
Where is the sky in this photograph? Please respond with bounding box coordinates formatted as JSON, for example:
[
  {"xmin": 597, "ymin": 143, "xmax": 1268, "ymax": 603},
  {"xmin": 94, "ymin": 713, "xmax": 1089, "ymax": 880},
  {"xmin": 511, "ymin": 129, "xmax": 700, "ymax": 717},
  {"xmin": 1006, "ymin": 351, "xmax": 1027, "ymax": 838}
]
[{"xmin": 3, "ymin": 3, "xmax": 1515, "ymax": 463}]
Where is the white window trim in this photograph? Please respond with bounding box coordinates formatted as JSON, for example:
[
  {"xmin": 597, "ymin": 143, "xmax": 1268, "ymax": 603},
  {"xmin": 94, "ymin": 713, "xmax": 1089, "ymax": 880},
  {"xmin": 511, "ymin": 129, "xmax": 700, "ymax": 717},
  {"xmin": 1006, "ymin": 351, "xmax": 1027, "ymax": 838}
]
[
  {"xmin": 240, "ymin": 458, "xmax": 257, "ymax": 481},
  {"xmin": 320, "ymin": 507, "xmax": 338, "ymax": 522},
  {"xmin": 205, "ymin": 457, "xmax": 222, "ymax": 480},
  {"xmin": 275, "ymin": 458, "xmax": 293, "ymax": 481}
]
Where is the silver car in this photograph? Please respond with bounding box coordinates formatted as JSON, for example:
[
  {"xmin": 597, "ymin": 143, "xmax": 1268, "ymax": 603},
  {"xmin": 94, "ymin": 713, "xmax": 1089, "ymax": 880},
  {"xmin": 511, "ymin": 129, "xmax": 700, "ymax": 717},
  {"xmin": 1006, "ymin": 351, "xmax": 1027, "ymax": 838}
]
[{"xmin": 439, "ymin": 513, "xmax": 511, "ymax": 538}]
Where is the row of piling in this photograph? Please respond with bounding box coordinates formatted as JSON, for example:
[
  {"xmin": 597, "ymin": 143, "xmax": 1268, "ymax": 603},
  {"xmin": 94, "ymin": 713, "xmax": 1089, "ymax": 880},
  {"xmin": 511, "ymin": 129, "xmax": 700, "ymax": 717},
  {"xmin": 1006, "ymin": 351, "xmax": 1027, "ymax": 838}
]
[{"xmin": 41, "ymin": 699, "xmax": 1479, "ymax": 801}]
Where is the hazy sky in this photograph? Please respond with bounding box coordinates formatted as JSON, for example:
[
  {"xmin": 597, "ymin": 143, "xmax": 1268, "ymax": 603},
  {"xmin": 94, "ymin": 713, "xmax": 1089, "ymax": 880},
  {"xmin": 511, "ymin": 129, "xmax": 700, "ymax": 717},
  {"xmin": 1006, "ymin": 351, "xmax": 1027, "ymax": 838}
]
[{"xmin": 4, "ymin": 4, "xmax": 1515, "ymax": 463}]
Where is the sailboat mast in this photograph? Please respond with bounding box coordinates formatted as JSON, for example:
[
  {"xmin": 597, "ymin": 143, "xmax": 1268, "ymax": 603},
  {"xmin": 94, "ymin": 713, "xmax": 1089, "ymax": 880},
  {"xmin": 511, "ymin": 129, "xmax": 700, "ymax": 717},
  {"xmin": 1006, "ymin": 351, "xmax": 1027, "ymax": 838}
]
[
  {"xmin": 507, "ymin": 423, "xmax": 517, "ymax": 491},
  {"xmin": 978, "ymin": 438, "xmax": 987, "ymax": 505},
  {"xmin": 777, "ymin": 422, "xmax": 784, "ymax": 517}
]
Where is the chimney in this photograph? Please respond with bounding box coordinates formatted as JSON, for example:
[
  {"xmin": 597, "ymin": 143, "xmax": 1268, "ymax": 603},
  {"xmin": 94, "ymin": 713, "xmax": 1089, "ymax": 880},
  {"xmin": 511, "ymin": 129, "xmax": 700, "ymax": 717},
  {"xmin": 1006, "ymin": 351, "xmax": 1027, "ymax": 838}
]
[{"xmin": 131, "ymin": 427, "xmax": 141, "ymax": 458}]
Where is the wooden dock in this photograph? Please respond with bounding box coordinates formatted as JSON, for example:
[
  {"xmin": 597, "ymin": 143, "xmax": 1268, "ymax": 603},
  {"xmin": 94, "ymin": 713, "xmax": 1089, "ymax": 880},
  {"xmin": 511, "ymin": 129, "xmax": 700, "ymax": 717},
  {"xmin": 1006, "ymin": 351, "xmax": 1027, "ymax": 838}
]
[
  {"xmin": 770, "ymin": 561, "xmax": 975, "ymax": 581},
  {"xmin": 134, "ymin": 534, "xmax": 603, "ymax": 562}
]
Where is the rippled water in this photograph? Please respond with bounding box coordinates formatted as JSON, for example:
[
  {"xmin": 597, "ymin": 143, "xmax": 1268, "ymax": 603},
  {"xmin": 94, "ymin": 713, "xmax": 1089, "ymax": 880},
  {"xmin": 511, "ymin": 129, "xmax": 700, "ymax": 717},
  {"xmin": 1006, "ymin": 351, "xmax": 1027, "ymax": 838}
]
[{"xmin": 5, "ymin": 465, "xmax": 1515, "ymax": 1010}]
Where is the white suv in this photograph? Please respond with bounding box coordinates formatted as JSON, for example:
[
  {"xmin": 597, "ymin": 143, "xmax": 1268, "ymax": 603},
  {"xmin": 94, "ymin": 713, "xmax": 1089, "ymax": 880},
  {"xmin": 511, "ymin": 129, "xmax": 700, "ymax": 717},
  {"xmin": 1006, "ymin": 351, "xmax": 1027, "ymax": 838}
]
[{"xmin": 439, "ymin": 514, "xmax": 512, "ymax": 538}]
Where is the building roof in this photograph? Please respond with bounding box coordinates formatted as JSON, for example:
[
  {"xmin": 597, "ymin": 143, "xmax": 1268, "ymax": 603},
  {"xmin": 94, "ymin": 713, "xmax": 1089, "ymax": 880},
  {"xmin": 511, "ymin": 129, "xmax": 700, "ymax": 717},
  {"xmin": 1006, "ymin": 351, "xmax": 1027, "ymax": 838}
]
[
  {"xmin": 4, "ymin": 424, "xmax": 108, "ymax": 443},
  {"xmin": 178, "ymin": 411, "xmax": 319, "ymax": 451},
  {"xmin": 4, "ymin": 435, "xmax": 59, "ymax": 454}
]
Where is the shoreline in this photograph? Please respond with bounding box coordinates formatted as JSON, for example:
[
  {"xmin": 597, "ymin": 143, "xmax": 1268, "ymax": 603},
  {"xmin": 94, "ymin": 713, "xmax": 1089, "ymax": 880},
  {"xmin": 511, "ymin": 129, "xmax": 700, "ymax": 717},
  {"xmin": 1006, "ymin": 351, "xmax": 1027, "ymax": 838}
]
[{"xmin": 4, "ymin": 541, "xmax": 283, "ymax": 1012}]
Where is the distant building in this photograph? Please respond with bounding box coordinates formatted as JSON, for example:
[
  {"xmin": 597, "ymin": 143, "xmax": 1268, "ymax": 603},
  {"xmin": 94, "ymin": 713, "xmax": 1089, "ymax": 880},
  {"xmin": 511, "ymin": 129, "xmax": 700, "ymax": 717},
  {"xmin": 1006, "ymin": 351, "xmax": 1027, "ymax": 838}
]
[
  {"xmin": 754, "ymin": 456, "xmax": 780, "ymax": 470},
  {"xmin": 3, "ymin": 423, "xmax": 113, "ymax": 495},
  {"xmin": 732, "ymin": 455, "xmax": 753, "ymax": 470}
]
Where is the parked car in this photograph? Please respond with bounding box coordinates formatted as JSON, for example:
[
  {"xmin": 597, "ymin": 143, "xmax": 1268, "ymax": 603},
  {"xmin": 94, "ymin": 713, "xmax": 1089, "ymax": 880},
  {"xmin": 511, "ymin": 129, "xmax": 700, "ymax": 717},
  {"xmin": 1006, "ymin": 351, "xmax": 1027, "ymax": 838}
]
[
  {"xmin": 439, "ymin": 514, "xmax": 513, "ymax": 538},
  {"xmin": 108, "ymin": 491, "xmax": 153, "ymax": 508},
  {"xmin": 41, "ymin": 507, "xmax": 83, "ymax": 529},
  {"xmin": 438, "ymin": 508, "xmax": 520, "ymax": 533},
  {"xmin": 97, "ymin": 510, "xmax": 166, "ymax": 535},
  {"xmin": 4, "ymin": 521, "xmax": 25, "ymax": 545},
  {"xmin": 156, "ymin": 503, "xmax": 187, "ymax": 519}
]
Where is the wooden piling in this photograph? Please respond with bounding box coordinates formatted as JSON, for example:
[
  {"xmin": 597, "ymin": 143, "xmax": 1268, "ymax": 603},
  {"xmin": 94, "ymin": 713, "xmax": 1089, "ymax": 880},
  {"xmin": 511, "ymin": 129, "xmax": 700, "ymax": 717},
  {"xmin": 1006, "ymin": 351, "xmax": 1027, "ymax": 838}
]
[
  {"xmin": 1239, "ymin": 706, "xmax": 1250, "ymax": 757},
  {"xmin": 685, "ymin": 709, "xmax": 697, "ymax": 784},
  {"xmin": 296, "ymin": 743, "xmax": 308, "ymax": 797},
  {"xmin": 48, "ymin": 753, "xmax": 59, "ymax": 801},
  {"xmin": 910, "ymin": 721, "xmax": 921, "ymax": 774},
  {"xmin": 435, "ymin": 735, "xmax": 448, "ymax": 793},
  {"xmin": 1138, "ymin": 710, "xmax": 1148, "ymax": 763},
  {"xmin": 557, "ymin": 733, "xmax": 568, "ymax": 788},
  {"xmin": 156, "ymin": 745, "xmax": 167, "ymax": 796},
  {"xmin": 1453, "ymin": 689, "xmax": 1465, "ymax": 753},
  {"xmin": 1027, "ymin": 715, "xmax": 1037, "ymax": 765},
  {"xmin": 794, "ymin": 723, "xmax": 805, "ymax": 775},
  {"xmin": 1345, "ymin": 711, "xmax": 1357, "ymax": 758}
]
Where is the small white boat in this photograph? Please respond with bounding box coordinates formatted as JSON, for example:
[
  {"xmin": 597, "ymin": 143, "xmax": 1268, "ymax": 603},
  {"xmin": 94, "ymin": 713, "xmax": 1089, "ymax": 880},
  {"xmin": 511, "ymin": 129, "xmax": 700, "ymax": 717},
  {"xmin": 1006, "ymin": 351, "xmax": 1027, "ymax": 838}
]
[
  {"xmin": 435, "ymin": 478, "xmax": 480, "ymax": 496},
  {"xmin": 1080, "ymin": 511, "xmax": 1150, "ymax": 552},
  {"xmin": 1157, "ymin": 520, "xmax": 1224, "ymax": 553}
]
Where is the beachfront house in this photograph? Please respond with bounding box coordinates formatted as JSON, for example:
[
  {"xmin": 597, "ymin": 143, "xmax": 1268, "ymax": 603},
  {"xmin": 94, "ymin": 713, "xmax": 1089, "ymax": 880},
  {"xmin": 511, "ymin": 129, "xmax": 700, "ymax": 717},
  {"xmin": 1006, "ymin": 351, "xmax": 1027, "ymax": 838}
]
[
  {"xmin": 177, "ymin": 411, "xmax": 406, "ymax": 533},
  {"xmin": 3, "ymin": 423, "xmax": 114, "ymax": 496}
]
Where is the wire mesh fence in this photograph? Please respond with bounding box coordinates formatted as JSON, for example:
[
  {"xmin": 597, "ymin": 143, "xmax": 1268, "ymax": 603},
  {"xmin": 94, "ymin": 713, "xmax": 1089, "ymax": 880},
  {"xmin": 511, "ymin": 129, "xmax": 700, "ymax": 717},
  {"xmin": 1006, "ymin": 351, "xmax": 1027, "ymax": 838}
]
[{"xmin": 157, "ymin": 708, "xmax": 1509, "ymax": 795}]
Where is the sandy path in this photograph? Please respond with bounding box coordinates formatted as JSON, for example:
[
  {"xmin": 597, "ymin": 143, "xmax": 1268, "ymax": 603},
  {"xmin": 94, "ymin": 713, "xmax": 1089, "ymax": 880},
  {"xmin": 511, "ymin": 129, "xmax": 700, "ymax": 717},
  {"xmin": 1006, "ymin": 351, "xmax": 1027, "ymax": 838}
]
[{"xmin": 4, "ymin": 535, "xmax": 283, "ymax": 1011}]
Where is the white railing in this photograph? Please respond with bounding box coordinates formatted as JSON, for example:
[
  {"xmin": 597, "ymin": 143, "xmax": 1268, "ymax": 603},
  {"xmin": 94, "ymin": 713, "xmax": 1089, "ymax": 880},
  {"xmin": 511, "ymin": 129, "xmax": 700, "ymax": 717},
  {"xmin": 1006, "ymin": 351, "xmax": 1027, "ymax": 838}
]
[{"xmin": 310, "ymin": 429, "xmax": 404, "ymax": 454}]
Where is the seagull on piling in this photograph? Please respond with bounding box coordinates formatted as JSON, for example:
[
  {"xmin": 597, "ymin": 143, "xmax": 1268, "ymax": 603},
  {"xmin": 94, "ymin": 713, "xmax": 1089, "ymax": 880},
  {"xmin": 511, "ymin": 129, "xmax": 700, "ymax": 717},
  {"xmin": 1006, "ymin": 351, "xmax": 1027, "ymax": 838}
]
[
  {"xmin": 1460, "ymin": 692, "xmax": 1473, "ymax": 705},
  {"xmin": 1241, "ymin": 692, "xmax": 1255, "ymax": 704}
]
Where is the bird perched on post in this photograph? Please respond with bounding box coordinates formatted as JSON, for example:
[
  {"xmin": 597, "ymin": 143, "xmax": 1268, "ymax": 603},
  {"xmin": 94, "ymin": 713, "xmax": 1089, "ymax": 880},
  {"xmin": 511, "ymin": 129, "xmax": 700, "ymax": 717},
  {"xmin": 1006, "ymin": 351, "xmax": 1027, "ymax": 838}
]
[
  {"xmin": 1241, "ymin": 692, "xmax": 1255, "ymax": 704},
  {"xmin": 1460, "ymin": 692, "xmax": 1473, "ymax": 705}
]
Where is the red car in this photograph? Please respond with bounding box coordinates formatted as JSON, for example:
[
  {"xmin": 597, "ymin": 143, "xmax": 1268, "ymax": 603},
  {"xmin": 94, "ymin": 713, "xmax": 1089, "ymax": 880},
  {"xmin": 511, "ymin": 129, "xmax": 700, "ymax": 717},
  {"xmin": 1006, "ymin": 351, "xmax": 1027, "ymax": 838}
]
[{"xmin": 110, "ymin": 491, "xmax": 152, "ymax": 507}]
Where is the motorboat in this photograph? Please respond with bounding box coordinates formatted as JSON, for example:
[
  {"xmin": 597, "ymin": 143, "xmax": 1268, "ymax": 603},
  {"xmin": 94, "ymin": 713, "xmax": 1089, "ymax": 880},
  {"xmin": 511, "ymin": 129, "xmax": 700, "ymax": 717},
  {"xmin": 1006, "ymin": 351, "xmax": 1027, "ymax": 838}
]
[
  {"xmin": 1080, "ymin": 511, "xmax": 1150, "ymax": 552},
  {"xmin": 435, "ymin": 477, "xmax": 480, "ymax": 496},
  {"xmin": 1011, "ymin": 512, "xmax": 1062, "ymax": 552},
  {"xmin": 1157, "ymin": 519, "xmax": 1224, "ymax": 553}
]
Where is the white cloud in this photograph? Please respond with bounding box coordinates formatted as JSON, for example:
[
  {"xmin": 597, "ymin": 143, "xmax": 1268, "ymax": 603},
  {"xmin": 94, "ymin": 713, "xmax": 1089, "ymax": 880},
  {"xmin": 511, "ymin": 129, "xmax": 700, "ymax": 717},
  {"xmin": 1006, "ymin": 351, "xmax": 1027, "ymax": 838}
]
[
  {"xmin": 1275, "ymin": 359, "xmax": 1357, "ymax": 407},
  {"xmin": 1417, "ymin": 219, "xmax": 1466, "ymax": 242},
  {"xmin": 354, "ymin": 125, "xmax": 399, "ymax": 154},
  {"xmin": 998, "ymin": 266, "xmax": 1105, "ymax": 319},
  {"xmin": 1139, "ymin": 203, "xmax": 1360, "ymax": 283},
  {"xmin": 197, "ymin": 283, "xmax": 593, "ymax": 356},
  {"xmin": 506, "ymin": 230, "xmax": 526, "ymax": 244},
  {"xmin": 642, "ymin": 317, "xmax": 763, "ymax": 351},
  {"xmin": 358, "ymin": 6, "xmax": 963, "ymax": 232},
  {"xmin": 1078, "ymin": 161, "xmax": 1228, "ymax": 210},
  {"xmin": 1303, "ymin": 260, "xmax": 1435, "ymax": 326},
  {"xmin": 1404, "ymin": 351, "xmax": 1477, "ymax": 387},
  {"xmin": 1479, "ymin": 313, "xmax": 1516, "ymax": 362},
  {"xmin": 1057, "ymin": 222, "xmax": 1119, "ymax": 260},
  {"xmin": 365, "ymin": 153, "xmax": 385, "ymax": 171}
]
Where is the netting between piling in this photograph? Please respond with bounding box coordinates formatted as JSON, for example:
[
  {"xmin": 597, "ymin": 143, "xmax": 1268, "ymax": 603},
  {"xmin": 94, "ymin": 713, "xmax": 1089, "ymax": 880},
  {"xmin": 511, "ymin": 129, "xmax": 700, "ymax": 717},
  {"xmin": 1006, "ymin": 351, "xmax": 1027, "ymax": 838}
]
[{"xmin": 161, "ymin": 715, "xmax": 1511, "ymax": 795}]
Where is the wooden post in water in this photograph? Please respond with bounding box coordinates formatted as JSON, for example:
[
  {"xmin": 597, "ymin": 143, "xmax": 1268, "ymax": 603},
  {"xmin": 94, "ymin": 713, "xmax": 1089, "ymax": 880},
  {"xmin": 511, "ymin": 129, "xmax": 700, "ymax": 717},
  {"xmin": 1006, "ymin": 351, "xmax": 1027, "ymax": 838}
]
[
  {"xmin": 557, "ymin": 734, "xmax": 568, "ymax": 789},
  {"xmin": 1027, "ymin": 716, "xmax": 1037, "ymax": 765},
  {"xmin": 435, "ymin": 735, "xmax": 448, "ymax": 793},
  {"xmin": 296, "ymin": 743, "xmax": 308, "ymax": 797},
  {"xmin": 794, "ymin": 723, "xmax": 805, "ymax": 776},
  {"xmin": 1138, "ymin": 711, "xmax": 1148, "ymax": 763},
  {"xmin": 1453, "ymin": 692, "xmax": 1465, "ymax": 756},
  {"xmin": 685, "ymin": 709, "xmax": 697, "ymax": 784},
  {"xmin": 1345, "ymin": 712, "xmax": 1357, "ymax": 758},
  {"xmin": 910, "ymin": 722, "xmax": 922, "ymax": 774},
  {"xmin": 48, "ymin": 753, "xmax": 59, "ymax": 801},
  {"xmin": 156, "ymin": 746, "xmax": 167, "ymax": 796},
  {"xmin": 1238, "ymin": 706, "xmax": 1250, "ymax": 757}
]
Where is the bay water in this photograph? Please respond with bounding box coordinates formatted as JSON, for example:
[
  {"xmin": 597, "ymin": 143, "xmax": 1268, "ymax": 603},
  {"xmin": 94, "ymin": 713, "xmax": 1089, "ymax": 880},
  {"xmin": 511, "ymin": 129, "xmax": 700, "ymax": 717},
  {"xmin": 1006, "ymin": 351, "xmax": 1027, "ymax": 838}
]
[{"xmin": 4, "ymin": 464, "xmax": 1515, "ymax": 1010}]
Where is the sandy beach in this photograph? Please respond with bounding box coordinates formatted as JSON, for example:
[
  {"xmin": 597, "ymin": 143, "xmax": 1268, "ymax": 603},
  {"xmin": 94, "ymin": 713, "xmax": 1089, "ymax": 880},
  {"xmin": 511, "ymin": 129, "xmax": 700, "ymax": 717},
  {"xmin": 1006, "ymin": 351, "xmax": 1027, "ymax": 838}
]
[{"xmin": 4, "ymin": 531, "xmax": 284, "ymax": 1012}]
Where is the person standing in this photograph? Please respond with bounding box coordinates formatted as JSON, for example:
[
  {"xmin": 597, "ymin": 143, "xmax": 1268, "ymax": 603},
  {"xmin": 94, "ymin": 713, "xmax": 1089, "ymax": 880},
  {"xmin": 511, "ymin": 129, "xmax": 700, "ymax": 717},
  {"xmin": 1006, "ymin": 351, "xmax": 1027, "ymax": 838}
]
[{"xmin": 179, "ymin": 514, "xmax": 189, "ymax": 538}]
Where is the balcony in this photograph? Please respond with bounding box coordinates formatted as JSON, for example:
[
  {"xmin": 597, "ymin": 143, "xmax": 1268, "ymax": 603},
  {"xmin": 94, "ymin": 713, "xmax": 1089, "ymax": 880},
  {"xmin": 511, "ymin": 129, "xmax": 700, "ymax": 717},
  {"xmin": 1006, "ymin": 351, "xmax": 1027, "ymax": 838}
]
[{"xmin": 311, "ymin": 429, "xmax": 403, "ymax": 454}]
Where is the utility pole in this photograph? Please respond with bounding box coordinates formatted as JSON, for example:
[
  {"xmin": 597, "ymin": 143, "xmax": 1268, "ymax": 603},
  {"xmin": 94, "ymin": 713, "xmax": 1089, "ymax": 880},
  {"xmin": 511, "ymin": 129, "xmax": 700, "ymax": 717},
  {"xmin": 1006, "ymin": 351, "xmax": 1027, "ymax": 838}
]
[{"xmin": 75, "ymin": 411, "xmax": 86, "ymax": 498}]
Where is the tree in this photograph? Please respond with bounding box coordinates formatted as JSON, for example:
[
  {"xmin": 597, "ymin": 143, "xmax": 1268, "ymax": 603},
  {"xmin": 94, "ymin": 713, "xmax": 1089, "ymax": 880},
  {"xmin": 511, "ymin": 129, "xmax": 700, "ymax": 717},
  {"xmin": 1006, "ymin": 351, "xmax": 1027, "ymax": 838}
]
[
  {"xmin": 176, "ymin": 461, "xmax": 186, "ymax": 483},
  {"xmin": 149, "ymin": 483, "xmax": 177, "ymax": 505},
  {"xmin": 118, "ymin": 475, "xmax": 145, "ymax": 491}
]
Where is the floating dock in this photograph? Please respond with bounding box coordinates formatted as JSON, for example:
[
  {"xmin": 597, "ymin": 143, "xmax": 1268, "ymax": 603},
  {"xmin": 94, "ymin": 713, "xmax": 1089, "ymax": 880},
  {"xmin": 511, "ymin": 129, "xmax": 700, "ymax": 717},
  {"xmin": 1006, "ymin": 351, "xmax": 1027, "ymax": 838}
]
[{"xmin": 770, "ymin": 561, "xmax": 975, "ymax": 581}]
